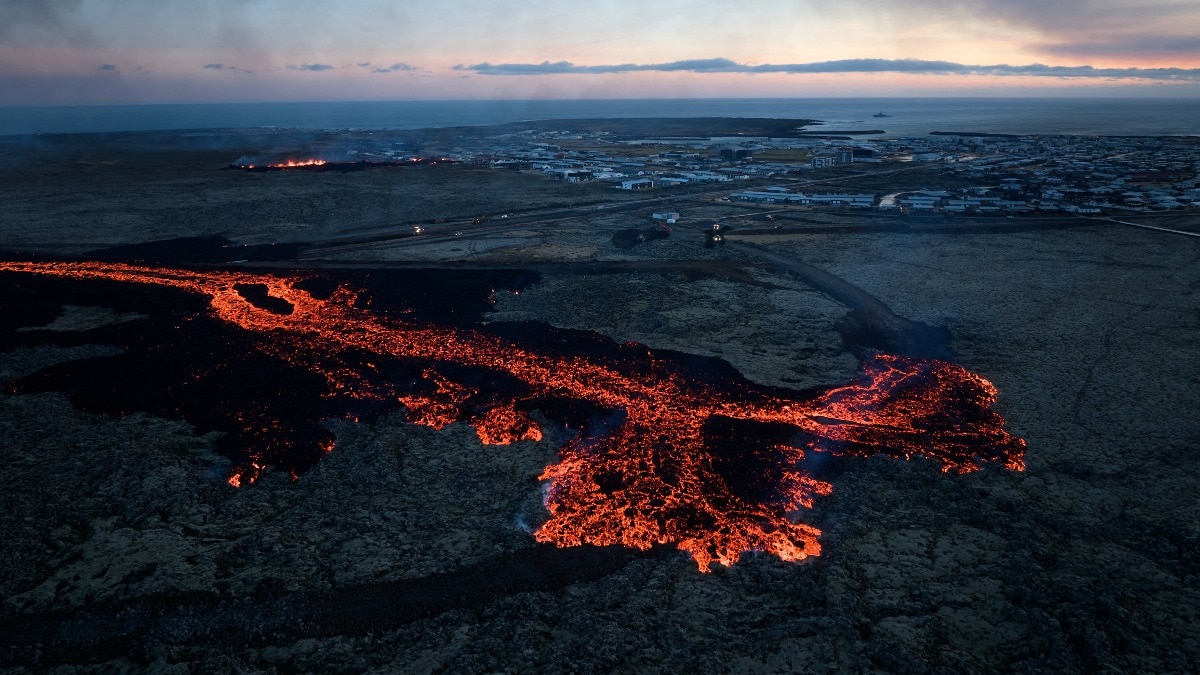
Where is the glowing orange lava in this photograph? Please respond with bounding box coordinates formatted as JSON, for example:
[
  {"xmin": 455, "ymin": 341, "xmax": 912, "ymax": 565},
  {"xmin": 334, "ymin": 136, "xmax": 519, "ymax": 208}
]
[
  {"xmin": 0, "ymin": 261, "xmax": 1025, "ymax": 571},
  {"xmin": 268, "ymin": 159, "xmax": 327, "ymax": 168}
]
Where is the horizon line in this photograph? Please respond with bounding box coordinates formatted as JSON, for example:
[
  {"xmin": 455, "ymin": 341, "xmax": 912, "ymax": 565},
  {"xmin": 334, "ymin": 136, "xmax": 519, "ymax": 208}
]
[{"xmin": 5, "ymin": 93, "xmax": 1200, "ymax": 109}]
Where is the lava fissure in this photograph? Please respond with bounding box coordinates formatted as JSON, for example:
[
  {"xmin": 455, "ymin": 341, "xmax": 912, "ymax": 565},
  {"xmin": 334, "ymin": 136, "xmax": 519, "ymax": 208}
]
[
  {"xmin": 0, "ymin": 260, "xmax": 1025, "ymax": 571},
  {"xmin": 229, "ymin": 157, "xmax": 455, "ymax": 172}
]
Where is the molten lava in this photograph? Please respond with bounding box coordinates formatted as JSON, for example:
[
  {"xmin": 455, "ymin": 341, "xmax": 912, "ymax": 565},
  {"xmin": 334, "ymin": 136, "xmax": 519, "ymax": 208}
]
[
  {"xmin": 231, "ymin": 157, "xmax": 455, "ymax": 172},
  {"xmin": 0, "ymin": 261, "xmax": 1025, "ymax": 571},
  {"xmin": 269, "ymin": 158, "xmax": 327, "ymax": 168}
]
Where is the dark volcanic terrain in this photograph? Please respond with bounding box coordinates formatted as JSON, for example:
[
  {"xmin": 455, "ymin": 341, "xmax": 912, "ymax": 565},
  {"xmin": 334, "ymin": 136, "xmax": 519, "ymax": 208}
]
[{"xmin": 0, "ymin": 124, "xmax": 1198, "ymax": 673}]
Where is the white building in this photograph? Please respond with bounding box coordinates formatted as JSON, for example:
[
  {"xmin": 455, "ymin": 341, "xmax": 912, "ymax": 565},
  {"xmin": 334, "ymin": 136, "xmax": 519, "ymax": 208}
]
[
  {"xmin": 618, "ymin": 178, "xmax": 655, "ymax": 190},
  {"xmin": 729, "ymin": 191, "xmax": 874, "ymax": 208}
]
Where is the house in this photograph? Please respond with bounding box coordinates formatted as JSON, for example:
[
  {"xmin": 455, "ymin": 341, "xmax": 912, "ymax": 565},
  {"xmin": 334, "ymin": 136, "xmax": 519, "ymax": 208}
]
[
  {"xmin": 898, "ymin": 195, "xmax": 940, "ymax": 210},
  {"xmin": 719, "ymin": 147, "xmax": 753, "ymax": 161},
  {"xmin": 680, "ymin": 171, "xmax": 729, "ymax": 184},
  {"xmin": 547, "ymin": 168, "xmax": 593, "ymax": 182},
  {"xmin": 618, "ymin": 178, "xmax": 655, "ymax": 190},
  {"xmin": 730, "ymin": 191, "xmax": 792, "ymax": 204},
  {"xmin": 812, "ymin": 154, "xmax": 837, "ymax": 169},
  {"xmin": 729, "ymin": 191, "xmax": 874, "ymax": 208},
  {"xmin": 798, "ymin": 193, "xmax": 874, "ymax": 208}
]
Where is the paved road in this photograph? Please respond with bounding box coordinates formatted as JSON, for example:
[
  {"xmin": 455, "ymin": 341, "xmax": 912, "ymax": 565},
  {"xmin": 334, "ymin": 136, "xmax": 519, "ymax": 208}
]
[
  {"xmin": 297, "ymin": 164, "xmax": 926, "ymax": 258},
  {"xmin": 296, "ymin": 186, "xmax": 736, "ymax": 258},
  {"xmin": 1079, "ymin": 214, "xmax": 1200, "ymax": 238},
  {"xmin": 722, "ymin": 238, "xmax": 953, "ymax": 358}
]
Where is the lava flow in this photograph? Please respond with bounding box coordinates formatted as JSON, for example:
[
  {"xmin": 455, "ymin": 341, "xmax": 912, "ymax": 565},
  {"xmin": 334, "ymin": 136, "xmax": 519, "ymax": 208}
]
[
  {"xmin": 268, "ymin": 158, "xmax": 327, "ymax": 168},
  {"xmin": 0, "ymin": 261, "xmax": 1025, "ymax": 571},
  {"xmin": 231, "ymin": 157, "xmax": 454, "ymax": 172}
]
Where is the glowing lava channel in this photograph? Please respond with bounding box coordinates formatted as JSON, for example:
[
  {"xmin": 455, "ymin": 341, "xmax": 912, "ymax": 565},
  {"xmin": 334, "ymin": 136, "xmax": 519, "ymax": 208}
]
[
  {"xmin": 269, "ymin": 158, "xmax": 327, "ymax": 168},
  {"xmin": 0, "ymin": 261, "xmax": 1025, "ymax": 571}
]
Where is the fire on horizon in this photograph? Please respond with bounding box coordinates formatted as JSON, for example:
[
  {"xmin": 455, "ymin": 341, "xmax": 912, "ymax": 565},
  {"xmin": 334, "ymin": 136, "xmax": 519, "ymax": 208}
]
[
  {"xmin": 230, "ymin": 157, "xmax": 453, "ymax": 172},
  {"xmin": 0, "ymin": 261, "xmax": 1025, "ymax": 572}
]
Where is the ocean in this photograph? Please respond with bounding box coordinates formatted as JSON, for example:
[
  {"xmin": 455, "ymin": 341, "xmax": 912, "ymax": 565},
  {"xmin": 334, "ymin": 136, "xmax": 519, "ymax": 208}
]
[{"xmin": 1, "ymin": 98, "xmax": 1198, "ymax": 138}]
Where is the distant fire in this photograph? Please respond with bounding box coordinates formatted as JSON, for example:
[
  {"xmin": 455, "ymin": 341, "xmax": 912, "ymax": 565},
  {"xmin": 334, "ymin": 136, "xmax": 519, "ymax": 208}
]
[
  {"xmin": 0, "ymin": 261, "xmax": 1025, "ymax": 571},
  {"xmin": 230, "ymin": 157, "xmax": 454, "ymax": 172},
  {"xmin": 269, "ymin": 158, "xmax": 327, "ymax": 168}
]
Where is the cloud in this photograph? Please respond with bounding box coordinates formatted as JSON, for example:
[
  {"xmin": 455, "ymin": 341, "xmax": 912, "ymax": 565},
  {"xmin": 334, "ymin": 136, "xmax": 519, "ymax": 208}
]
[
  {"xmin": 1034, "ymin": 35, "xmax": 1200, "ymax": 58},
  {"xmin": 453, "ymin": 58, "xmax": 1200, "ymax": 81},
  {"xmin": 0, "ymin": 0, "xmax": 87, "ymax": 41},
  {"xmin": 356, "ymin": 62, "xmax": 372, "ymax": 68},
  {"xmin": 97, "ymin": 63, "xmax": 117, "ymax": 71},
  {"xmin": 203, "ymin": 63, "xmax": 253, "ymax": 74},
  {"xmin": 897, "ymin": 0, "xmax": 1200, "ymax": 60},
  {"xmin": 371, "ymin": 62, "xmax": 417, "ymax": 74},
  {"xmin": 454, "ymin": 58, "xmax": 740, "ymax": 75},
  {"xmin": 898, "ymin": 0, "xmax": 1197, "ymax": 34},
  {"xmin": 287, "ymin": 63, "xmax": 333, "ymax": 72}
]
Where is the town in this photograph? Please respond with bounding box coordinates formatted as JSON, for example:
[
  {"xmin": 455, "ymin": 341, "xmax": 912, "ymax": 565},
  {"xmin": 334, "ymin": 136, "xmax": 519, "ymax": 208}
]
[{"xmin": 314, "ymin": 123, "xmax": 1200, "ymax": 219}]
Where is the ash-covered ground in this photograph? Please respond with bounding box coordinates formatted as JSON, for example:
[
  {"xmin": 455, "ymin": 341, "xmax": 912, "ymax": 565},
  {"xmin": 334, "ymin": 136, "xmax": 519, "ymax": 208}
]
[{"xmin": 1, "ymin": 128, "xmax": 1198, "ymax": 673}]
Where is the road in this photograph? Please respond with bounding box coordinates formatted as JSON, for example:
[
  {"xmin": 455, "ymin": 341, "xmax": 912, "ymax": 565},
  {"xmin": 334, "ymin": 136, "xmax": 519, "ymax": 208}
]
[
  {"xmin": 296, "ymin": 164, "xmax": 927, "ymax": 259},
  {"xmin": 1078, "ymin": 214, "xmax": 1200, "ymax": 238},
  {"xmin": 296, "ymin": 185, "xmax": 732, "ymax": 258}
]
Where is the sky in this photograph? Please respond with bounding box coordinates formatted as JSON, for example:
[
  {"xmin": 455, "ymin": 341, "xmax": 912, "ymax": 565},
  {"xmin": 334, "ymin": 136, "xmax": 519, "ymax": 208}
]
[{"xmin": 2, "ymin": 0, "xmax": 1200, "ymax": 105}]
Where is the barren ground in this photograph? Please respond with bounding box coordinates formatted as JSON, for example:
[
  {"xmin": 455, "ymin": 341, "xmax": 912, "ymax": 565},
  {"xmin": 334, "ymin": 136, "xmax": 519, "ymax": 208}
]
[{"xmin": 1, "ymin": 130, "xmax": 1197, "ymax": 673}]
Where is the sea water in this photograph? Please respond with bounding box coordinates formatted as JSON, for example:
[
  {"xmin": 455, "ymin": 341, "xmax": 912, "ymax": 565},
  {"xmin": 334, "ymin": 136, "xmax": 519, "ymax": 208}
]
[{"xmin": 1, "ymin": 98, "xmax": 1197, "ymax": 137}]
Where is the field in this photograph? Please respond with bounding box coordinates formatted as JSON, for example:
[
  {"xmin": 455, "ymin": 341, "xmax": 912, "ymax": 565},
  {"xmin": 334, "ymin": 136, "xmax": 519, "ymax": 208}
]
[{"xmin": 0, "ymin": 132, "xmax": 664, "ymax": 252}]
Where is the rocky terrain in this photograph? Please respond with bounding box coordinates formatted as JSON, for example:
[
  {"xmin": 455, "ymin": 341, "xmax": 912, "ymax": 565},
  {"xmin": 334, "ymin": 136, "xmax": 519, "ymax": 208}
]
[{"xmin": 1, "ymin": 129, "xmax": 1198, "ymax": 673}]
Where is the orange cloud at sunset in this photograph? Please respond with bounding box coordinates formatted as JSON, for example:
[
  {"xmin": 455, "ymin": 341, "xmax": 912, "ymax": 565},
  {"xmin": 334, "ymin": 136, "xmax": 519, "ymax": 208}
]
[{"xmin": 0, "ymin": 0, "xmax": 1197, "ymax": 104}]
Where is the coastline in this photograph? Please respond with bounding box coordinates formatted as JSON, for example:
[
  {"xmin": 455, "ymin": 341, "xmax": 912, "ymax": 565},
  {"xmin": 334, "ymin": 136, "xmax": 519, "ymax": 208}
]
[{"xmin": 3, "ymin": 97, "xmax": 1197, "ymax": 137}]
